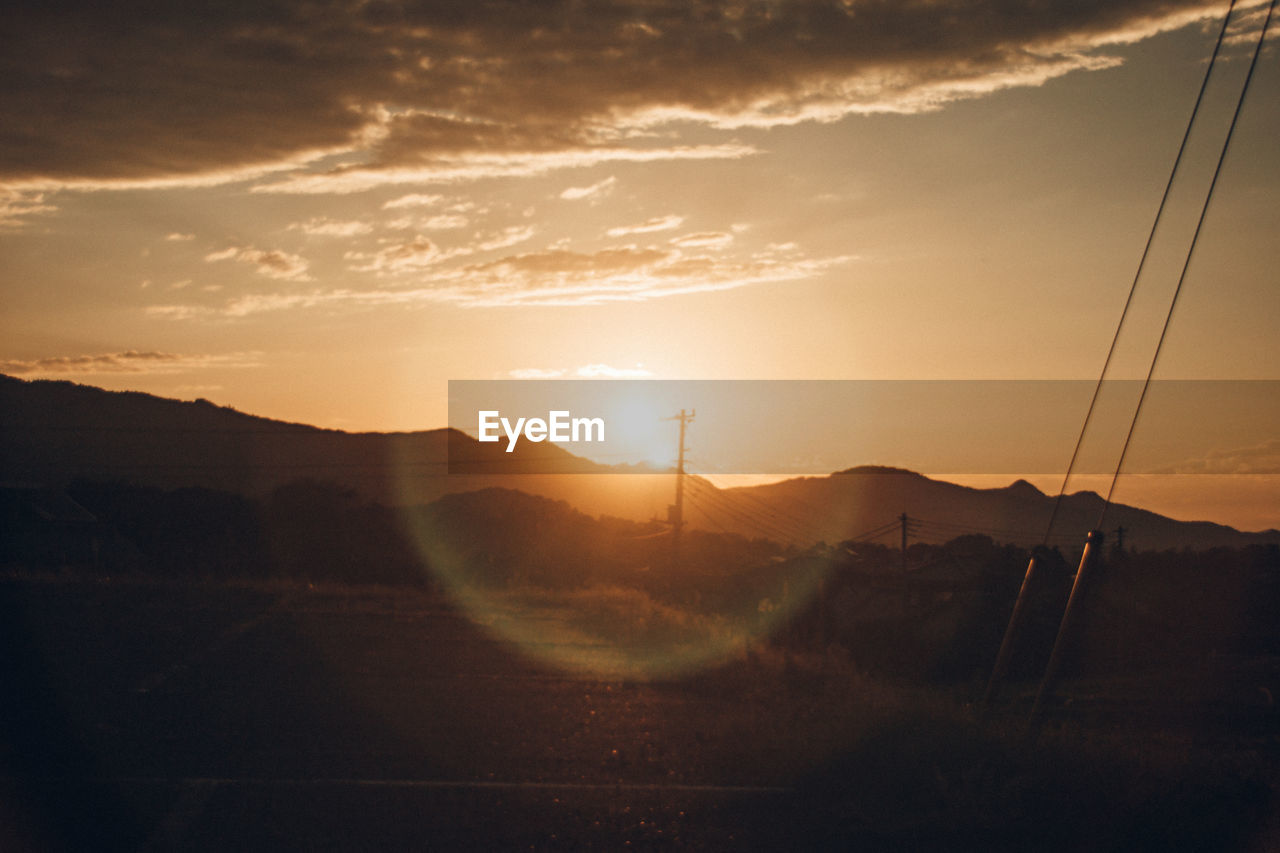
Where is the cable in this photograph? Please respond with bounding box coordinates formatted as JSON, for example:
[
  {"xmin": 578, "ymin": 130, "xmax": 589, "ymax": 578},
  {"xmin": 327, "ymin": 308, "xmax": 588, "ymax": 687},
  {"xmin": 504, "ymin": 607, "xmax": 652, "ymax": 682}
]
[
  {"xmin": 1022, "ymin": 4, "xmax": 1275, "ymax": 732},
  {"xmin": 714, "ymin": 483, "xmax": 826, "ymax": 533},
  {"xmin": 682, "ymin": 478, "xmax": 799, "ymax": 542},
  {"xmin": 844, "ymin": 520, "xmax": 903, "ymax": 543},
  {"xmin": 691, "ymin": 486, "xmax": 815, "ymax": 542},
  {"xmin": 680, "ymin": 490, "xmax": 737, "ymax": 535},
  {"xmin": 911, "ymin": 517, "xmax": 1081, "ymax": 544},
  {"xmin": 1041, "ymin": 0, "xmax": 1239, "ymax": 547},
  {"xmin": 1097, "ymin": 0, "xmax": 1276, "ymax": 531}
]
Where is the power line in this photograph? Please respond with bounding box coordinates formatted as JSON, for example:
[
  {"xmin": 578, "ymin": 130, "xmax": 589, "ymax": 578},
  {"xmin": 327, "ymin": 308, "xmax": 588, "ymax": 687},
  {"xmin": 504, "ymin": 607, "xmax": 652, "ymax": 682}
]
[
  {"xmin": 680, "ymin": 491, "xmax": 734, "ymax": 535},
  {"xmin": 984, "ymin": 0, "xmax": 1247, "ymax": 717},
  {"xmin": 710, "ymin": 481, "xmax": 826, "ymax": 533},
  {"xmin": 682, "ymin": 488, "xmax": 778, "ymax": 540},
  {"xmin": 844, "ymin": 520, "xmax": 903, "ymax": 543},
  {"xmin": 684, "ymin": 478, "xmax": 818, "ymax": 542},
  {"xmin": 911, "ymin": 518, "xmax": 1083, "ymax": 544},
  {"xmin": 1042, "ymin": 0, "xmax": 1240, "ymax": 549},
  {"xmin": 689, "ymin": 496, "xmax": 796, "ymax": 544},
  {"xmin": 1026, "ymin": 3, "xmax": 1276, "ymax": 733},
  {"xmin": 682, "ymin": 478, "xmax": 798, "ymax": 543},
  {"xmin": 690, "ymin": 479, "xmax": 819, "ymax": 543},
  {"xmin": 1097, "ymin": 0, "xmax": 1276, "ymax": 531}
]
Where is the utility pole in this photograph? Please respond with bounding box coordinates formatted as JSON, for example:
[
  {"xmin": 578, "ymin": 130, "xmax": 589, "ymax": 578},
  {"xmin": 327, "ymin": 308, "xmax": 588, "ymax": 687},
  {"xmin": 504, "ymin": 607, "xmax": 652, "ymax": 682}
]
[
  {"xmin": 664, "ymin": 409, "xmax": 695, "ymax": 561},
  {"xmin": 1028, "ymin": 529, "xmax": 1105, "ymax": 736},
  {"xmin": 900, "ymin": 512, "xmax": 910, "ymax": 571},
  {"xmin": 981, "ymin": 553, "xmax": 1040, "ymax": 713}
]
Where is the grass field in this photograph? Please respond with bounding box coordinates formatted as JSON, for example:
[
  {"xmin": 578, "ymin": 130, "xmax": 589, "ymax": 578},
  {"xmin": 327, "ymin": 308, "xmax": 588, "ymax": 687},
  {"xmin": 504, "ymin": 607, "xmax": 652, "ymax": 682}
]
[{"xmin": 2, "ymin": 573, "xmax": 1277, "ymax": 851}]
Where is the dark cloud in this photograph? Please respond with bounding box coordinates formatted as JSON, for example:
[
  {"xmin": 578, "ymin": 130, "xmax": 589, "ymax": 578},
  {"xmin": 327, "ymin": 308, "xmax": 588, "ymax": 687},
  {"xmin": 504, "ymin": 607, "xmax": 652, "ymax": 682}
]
[
  {"xmin": 0, "ymin": 0, "xmax": 1233, "ymax": 187},
  {"xmin": 1, "ymin": 2, "xmax": 396, "ymax": 182}
]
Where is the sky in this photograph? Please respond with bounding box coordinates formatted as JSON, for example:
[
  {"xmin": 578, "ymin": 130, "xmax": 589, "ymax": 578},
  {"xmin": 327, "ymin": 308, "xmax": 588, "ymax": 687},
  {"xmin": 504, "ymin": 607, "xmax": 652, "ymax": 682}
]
[{"xmin": 2, "ymin": 0, "xmax": 1278, "ymax": 527}]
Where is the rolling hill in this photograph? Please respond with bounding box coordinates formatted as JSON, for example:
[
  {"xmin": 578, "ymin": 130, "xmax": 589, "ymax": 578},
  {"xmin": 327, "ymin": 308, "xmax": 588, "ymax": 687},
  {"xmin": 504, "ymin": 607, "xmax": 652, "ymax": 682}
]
[{"xmin": 2, "ymin": 374, "xmax": 1275, "ymax": 552}]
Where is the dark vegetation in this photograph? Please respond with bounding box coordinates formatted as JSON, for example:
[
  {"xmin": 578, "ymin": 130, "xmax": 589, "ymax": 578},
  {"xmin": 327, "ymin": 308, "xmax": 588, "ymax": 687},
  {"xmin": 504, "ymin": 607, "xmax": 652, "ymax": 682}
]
[
  {"xmin": 5, "ymin": 383, "xmax": 1279, "ymax": 848},
  {"xmin": 5, "ymin": 478, "xmax": 1280, "ymax": 850},
  {"xmin": 4, "ymin": 477, "xmax": 1277, "ymax": 695}
]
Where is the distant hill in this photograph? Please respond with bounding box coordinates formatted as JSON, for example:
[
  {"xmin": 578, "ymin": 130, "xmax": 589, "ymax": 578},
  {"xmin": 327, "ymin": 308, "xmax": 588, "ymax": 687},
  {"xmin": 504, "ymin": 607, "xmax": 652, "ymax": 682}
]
[
  {"xmin": 0, "ymin": 374, "xmax": 674, "ymax": 518},
  {"xmin": 2, "ymin": 374, "xmax": 1275, "ymax": 552},
  {"xmin": 708, "ymin": 468, "xmax": 1280, "ymax": 552}
]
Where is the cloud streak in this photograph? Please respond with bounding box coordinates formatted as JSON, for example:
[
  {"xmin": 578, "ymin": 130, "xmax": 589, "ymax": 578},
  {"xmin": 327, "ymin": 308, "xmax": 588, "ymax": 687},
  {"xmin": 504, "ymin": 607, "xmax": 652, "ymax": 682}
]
[
  {"xmin": 0, "ymin": 188, "xmax": 56, "ymax": 228},
  {"xmin": 670, "ymin": 231, "xmax": 734, "ymax": 249},
  {"xmin": 561, "ymin": 176, "xmax": 618, "ymax": 201},
  {"xmin": 383, "ymin": 193, "xmax": 445, "ymax": 210},
  {"xmin": 0, "ymin": 350, "xmax": 258, "ymax": 376},
  {"xmin": 1159, "ymin": 439, "xmax": 1280, "ymax": 475},
  {"xmin": 249, "ymin": 144, "xmax": 758, "ymax": 194},
  {"xmin": 508, "ymin": 363, "xmax": 653, "ymax": 379},
  {"xmin": 607, "ymin": 215, "xmax": 684, "ymax": 237},
  {"xmin": 345, "ymin": 235, "xmax": 446, "ymax": 275},
  {"xmin": 288, "ymin": 218, "xmax": 373, "ymax": 238},
  {"xmin": 205, "ymin": 246, "xmax": 312, "ymax": 281},
  {"xmin": 152, "ymin": 242, "xmax": 854, "ymax": 314}
]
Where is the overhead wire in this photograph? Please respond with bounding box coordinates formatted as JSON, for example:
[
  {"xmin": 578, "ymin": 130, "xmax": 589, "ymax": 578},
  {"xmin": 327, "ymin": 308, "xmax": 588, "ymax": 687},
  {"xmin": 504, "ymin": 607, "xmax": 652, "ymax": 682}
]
[
  {"xmin": 685, "ymin": 479, "xmax": 820, "ymax": 541},
  {"xmin": 680, "ymin": 491, "xmax": 735, "ymax": 535},
  {"xmin": 1039, "ymin": 0, "xmax": 1240, "ymax": 548},
  {"xmin": 1020, "ymin": 1, "xmax": 1275, "ymax": 731},
  {"xmin": 682, "ymin": 477, "xmax": 803, "ymax": 542},
  {"xmin": 713, "ymin": 481, "xmax": 829, "ymax": 532},
  {"xmin": 1097, "ymin": 0, "xmax": 1277, "ymax": 531}
]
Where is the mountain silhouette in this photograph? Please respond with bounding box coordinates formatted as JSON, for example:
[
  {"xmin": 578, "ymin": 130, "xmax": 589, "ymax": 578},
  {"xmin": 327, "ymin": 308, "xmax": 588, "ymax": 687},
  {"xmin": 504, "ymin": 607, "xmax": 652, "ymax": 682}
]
[
  {"xmin": 0, "ymin": 374, "xmax": 673, "ymax": 518},
  {"xmin": 707, "ymin": 468, "xmax": 1279, "ymax": 552},
  {"xmin": 2, "ymin": 374, "xmax": 1274, "ymax": 552}
]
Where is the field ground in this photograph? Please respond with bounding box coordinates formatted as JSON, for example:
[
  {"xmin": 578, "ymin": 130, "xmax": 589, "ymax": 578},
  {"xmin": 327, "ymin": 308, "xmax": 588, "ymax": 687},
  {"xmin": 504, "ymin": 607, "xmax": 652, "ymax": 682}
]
[{"xmin": 2, "ymin": 574, "xmax": 1278, "ymax": 851}]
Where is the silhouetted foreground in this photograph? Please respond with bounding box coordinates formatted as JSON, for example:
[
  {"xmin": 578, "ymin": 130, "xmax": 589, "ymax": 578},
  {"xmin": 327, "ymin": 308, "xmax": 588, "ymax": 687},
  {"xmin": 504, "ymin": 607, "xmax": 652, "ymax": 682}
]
[
  {"xmin": 4, "ymin": 476, "xmax": 1280, "ymax": 849},
  {"xmin": 2, "ymin": 574, "xmax": 1278, "ymax": 851},
  {"xmin": 11, "ymin": 479, "xmax": 1280, "ymax": 684}
]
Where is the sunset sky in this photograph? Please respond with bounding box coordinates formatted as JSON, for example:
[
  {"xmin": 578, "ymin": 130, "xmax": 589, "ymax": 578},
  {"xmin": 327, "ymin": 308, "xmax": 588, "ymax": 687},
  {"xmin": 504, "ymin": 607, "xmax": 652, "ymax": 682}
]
[{"xmin": 2, "ymin": 1, "xmax": 1277, "ymax": 526}]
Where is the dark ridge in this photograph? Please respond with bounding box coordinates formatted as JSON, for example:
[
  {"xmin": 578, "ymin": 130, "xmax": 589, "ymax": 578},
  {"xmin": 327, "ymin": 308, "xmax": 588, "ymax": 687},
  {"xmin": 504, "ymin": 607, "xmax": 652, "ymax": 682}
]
[
  {"xmin": 3, "ymin": 375, "xmax": 1277, "ymax": 550},
  {"xmin": 1005, "ymin": 479, "xmax": 1045, "ymax": 498},
  {"xmin": 832, "ymin": 465, "xmax": 921, "ymax": 477}
]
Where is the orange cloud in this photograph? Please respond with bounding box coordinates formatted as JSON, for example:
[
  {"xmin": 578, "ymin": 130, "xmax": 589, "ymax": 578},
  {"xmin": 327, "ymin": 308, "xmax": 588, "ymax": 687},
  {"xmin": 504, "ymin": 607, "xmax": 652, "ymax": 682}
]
[
  {"xmin": 288, "ymin": 218, "xmax": 374, "ymax": 238},
  {"xmin": 204, "ymin": 246, "xmax": 312, "ymax": 281},
  {"xmin": 157, "ymin": 241, "xmax": 853, "ymax": 315},
  {"xmin": 607, "ymin": 215, "xmax": 684, "ymax": 237},
  {"xmin": 560, "ymin": 176, "xmax": 618, "ymax": 201}
]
